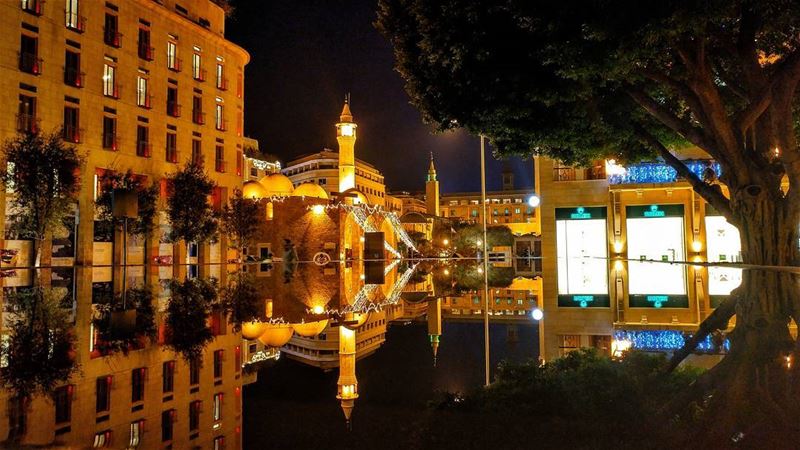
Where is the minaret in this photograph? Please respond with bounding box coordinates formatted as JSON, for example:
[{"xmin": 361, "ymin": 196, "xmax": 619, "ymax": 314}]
[
  {"xmin": 336, "ymin": 95, "xmax": 357, "ymax": 194},
  {"xmin": 425, "ymin": 152, "xmax": 440, "ymax": 216},
  {"xmin": 427, "ymin": 298, "xmax": 442, "ymax": 366},
  {"xmin": 336, "ymin": 326, "xmax": 359, "ymax": 428}
]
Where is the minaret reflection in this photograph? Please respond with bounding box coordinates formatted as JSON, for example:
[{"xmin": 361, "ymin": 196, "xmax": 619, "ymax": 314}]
[
  {"xmin": 427, "ymin": 297, "xmax": 442, "ymax": 366},
  {"xmin": 336, "ymin": 324, "xmax": 358, "ymax": 428}
]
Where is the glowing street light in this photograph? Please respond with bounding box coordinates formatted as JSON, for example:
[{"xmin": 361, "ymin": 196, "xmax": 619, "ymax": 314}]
[
  {"xmin": 527, "ymin": 195, "xmax": 541, "ymax": 208},
  {"xmin": 531, "ymin": 308, "xmax": 543, "ymax": 321},
  {"xmin": 442, "ymin": 238, "xmax": 449, "ymax": 246}
]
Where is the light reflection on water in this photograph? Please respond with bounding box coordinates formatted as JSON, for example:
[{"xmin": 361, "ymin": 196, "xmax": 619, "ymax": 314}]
[{"xmin": 0, "ymin": 258, "xmax": 539, "ymax": 448}]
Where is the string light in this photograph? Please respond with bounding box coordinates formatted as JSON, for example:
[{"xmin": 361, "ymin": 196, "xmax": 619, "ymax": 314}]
[
  {"xmin": 608, "ymin": 160, "xmax": 721, "ymax": 185},
  {"xmin": 613, "ymin": 330, "xmax": 728, "ymax": 353}
]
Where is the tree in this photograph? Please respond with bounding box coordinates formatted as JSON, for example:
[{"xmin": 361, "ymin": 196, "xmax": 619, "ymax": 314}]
[
  {"xmin": 0, "ymin": 130, "xmax": 82, "ymax": 266},
  {"xmin": 92, "ymin": 287, "xmax": 157, "ymax": 356},
  {"xmin": 166, "ymin": 162, "xmax": 218, "ymax": 244},
  {"xmin": 95, "ymin": 170, "xmax": 158, "ymax": 237},
  {"xmin": 220, "ymin": 189, "xmax": 261, "ymax": 253},
  {"xmin": 377, "ymin": 0, "xmax": 800, "ymax": 440},
  {"xmin": 164, "ymin": 278, "xmax": 217, "ymax": 363},
  {"xmin": 219, "ymin": 271, "xmax": 261, "ymax": 332}
]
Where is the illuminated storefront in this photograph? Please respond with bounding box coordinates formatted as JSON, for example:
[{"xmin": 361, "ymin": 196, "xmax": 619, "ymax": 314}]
[
  {"xmin": 705, "ymin": 212, "xmax": 742, "ymax": 306},
  {"xmin": 556, "ymin": 206, "xmax": 610, "ymax": 307},
  {"xmin": 626, "ymin": 204, "xmax": 688, "ymax": 308}
]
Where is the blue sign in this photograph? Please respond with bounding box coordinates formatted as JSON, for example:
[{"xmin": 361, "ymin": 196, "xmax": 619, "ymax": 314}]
[
  {"xmin": 573, "ymin": 295, "xmax": 594, "ymax": 307},
  {"xmin": 643, "ymin": 205, "xmax": 665, "ymax": 217},
  {"xmin": 647, "ymin": 295, "xmax": 669, "ymax": 308},
  {"xmin": 570, "ymin": 207, "xmax": 592, "ymax": 219}
]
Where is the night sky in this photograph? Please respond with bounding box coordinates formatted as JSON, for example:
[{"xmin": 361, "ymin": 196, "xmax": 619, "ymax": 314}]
[{"xmin": 225, "ymin": 0, "xmax": 534, "ymax": 194}]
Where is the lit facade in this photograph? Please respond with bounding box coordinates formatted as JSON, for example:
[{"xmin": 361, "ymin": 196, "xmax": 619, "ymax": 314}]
[
  {"xmin": 0, "ymin": 0, "xmax": 248, "ymax": 446},
  {"xmin": 242, "ymin": 136, "xmax": 281, "ymax": 182}
]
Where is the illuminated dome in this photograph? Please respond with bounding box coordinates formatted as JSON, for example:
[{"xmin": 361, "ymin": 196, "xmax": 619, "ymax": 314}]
[
  {"xmin": 258, "ymin": 174, "xmax": 294, "ymax": 196},
  {"xmin": 242, "ymin": 181, "xmax": 268, "ymax": 200},
  {"xmin": 257, "ymin": 324, "xmax": 294, "ymax": 348},
  {"xmin": 342, "ymin": 188, "xmax": 368, "ymax": 205},
  {"xmin": 292, "ymin": 182, "xmax": 329, "ymax": 200},
  {"xmin": 291, "ymin": 319, "xmax": 329, "ymax": 337},
  {"xmin": 343, "ymin": 312, "xmax": 370, "ymax": 330},
  {"xmin": 241, "ymin": 321, "xmax": 268, "ymax": 340}
]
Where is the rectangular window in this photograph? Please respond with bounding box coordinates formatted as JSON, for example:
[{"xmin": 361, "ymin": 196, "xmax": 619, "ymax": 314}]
[
  {"xmin": 215, "ymin": 103, "xmax": 225, "ymax": 130},
  {"xmin": 213, "ymin": 349, "xmax": 223, "ymax": 378},
  {"xmin": 138, "ymin": 28, "xmax": 153, "ymax": 60},
  {"xmin": 216, "ymin": 63, "xmax": 227, "ymax": 90},
  {"xmin": 54, "ymin": 385, "xmax": 73, "ymax": 424},
  {"xmin": 19, "ymin": 34, "xmax": 40, "ymax": 74},
  {"xmin": 136, "ymin": 125, "xmax": 150, "ymax": 157},
  {"xmin": 627, "ymin": 204, "xmax": 688, "ymax": 308},
  {"xmin": 131, "ymin": 367, "xmax": 146, "ymax": 403},
  {"xmin": 192, "ymin": 96, "xmax": 204, "ymax": 124},
  {"xmin": 215, "ymin": 145, "xmax": 225, "ymax": 173},
  {"xmin": 555, "ymin": 206, "xmax": 610, "ymax": 307},
  {"xmin": 21, "ymin": 0, "xmax": 44, "ymax": 15},
  {"xmin": 235, "ymin": 346, "xmax": 241, "ymax": 373},
  {"xmin": 167, "ymin": 41, "xmax": 179, "ymax": 70},
  {"xmin": 93, "ymin": 430, "xmax": 112, "ymax": 448},
  {"xmin": 167, "ymin": 86, "xmax": 180, "ymax": 117},
  {"xmin": 136, "ymin": 76, "xmax": 150, "ymax": 108},
  {"xmin": 161, "ymin": 410, "xmax": 174, "ymax": 442},
  {"xmin": 192, "ymin": 52, "xmax": 203, "ymax": 80},
  {"xmin": 65, "ymin": 0, "xmax": 84, "ymax": 32},
  {"xmin": 214, "ymin": 436, "xmax": 225, "ymax": 450},
  {"xmin": 236, "ymin": 151, "xmax": 243, "ymax": 176},
  {"xmin": 63, "ymin": 106, "xmax": 80, "ymax": 143},
  {"xmin": 17, "ymin": 95, "xmax": 36, "ymax": 133},
  {"xmin": 96, "ymin": 376, "xmax": 112, "ymax": 413},
  {"xmin": 189, "ymin": 400, "xmax": 201, "ymax": 431},
  {"xmin": 166, "ymin": 132, "xmax": 177, "ymax": 163},
  {"xmin": 64, "ymin": 50, "xmax": 82, "ymax": 87},
  {"xmin": 191, "ymin": 139, "xmax": 202, "ymax": 165},
  {"xmin": 103, "ymin": 13, "xmax": 120, "ymax": 47},
  {"xmin": 189, "ymin": 357, "xmax": 200, "ymax": 385},
  {"xmin": 128, "ymin": 420, "xmax": 143, "ymax": 449},
  {"xmin": 103, "ymin": 63, "xmax": 118, "ymax": 98},
  {"xmin": 162, "ymin": 360, "xmax": 175, "ymax": 393},
  {"xmin": 212, "ymin": 393, "xmax": 223, "ymax": 421},
  {"xmin": 102, "ymin": 116, "xmax": 116, "ymax": 150}
]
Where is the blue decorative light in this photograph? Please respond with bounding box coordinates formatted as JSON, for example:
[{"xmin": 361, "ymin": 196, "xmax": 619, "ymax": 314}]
[
  {"xmin": 613, "ymin": 330, "xmax": 728, "ymax": 354},
  {"xmin": 608, "ymin": 160, "xmax": 721, "ymax": 185}
]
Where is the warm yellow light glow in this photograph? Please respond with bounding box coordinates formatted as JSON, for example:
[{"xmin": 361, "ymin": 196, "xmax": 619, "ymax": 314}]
[
  {"xmin": 340, "ymin": 124, "xmax": 354, "ymax": 137},
  {"xmin": 613, "ymin": 240, "xmax": 624, "ymax": 254},
  {"xmin": 605, "ymin": 159, "xmax": 627, "ymax": 176},
  {"xmin": 443, "ymin": 268, "xmax": 450, "ymax": 276},
  {"xmin": 477, "ymin": 266, "xmax": 484, "ymax": 274},
  {"xmin": 359, "ymin": 274, "xmax": 365, "ymax": 280},
  {"xmin": 442, "ymin": 238, "xmax": 449, "ymax": 246},
  {"xmin": 476, "ymin": 239, "xmax": 482, "ymax": 247},
  {"xmin": 359, "ymin": 236, "xmax": 365, "ymax": 243},
  {"xmin": 311, "ymin": 204, "xmax": 325, "ymax": 215},
  {"xmin": 614, "ymin": 260, "xmax": 625, "ymax": 272},
  {"xmin": 611, "ymin": 339, "xmax": 632, "ymax": 358},
  {"xmin": 312, "ymin": 305, "xmax": 325, "ymax": 315},
  {"xmin": 692, "ymin": 240, "xmax": 702, "ymax": 252}
]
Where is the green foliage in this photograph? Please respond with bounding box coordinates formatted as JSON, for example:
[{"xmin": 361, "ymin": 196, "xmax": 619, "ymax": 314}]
[
  {"xmin": 95, "ymin": 170, "xmax": 159, "ymax": 237},
  {"xmin": 221, "ymin": 189, "xmax": 261, "ymax": 251},
  {"xmin": 0, "ymin": 288, "xmax": 79, "ymax": 399},
  {"xmin": 166, "ymin": 162, "xmax": 218, "ymax": 243},
  {"xmin": 91, "ymin": 287, "xmax": 157, "ymax": 355},
  {"xmin": 165, "ymin": 278, "xmax": 218, "ymax": 363},
  {"xmin": 220, "ymin": 271, "xmax": 262, "ymax": 332},
  {"xmin": 435, "ymin": 222, "xmax": 514, "ymax": 256},
  {"xmin": 0, "ymin": 130, "xmax": 83, "ymax": 243}
]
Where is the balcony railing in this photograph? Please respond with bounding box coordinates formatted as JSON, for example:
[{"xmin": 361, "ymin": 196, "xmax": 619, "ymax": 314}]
[
  {"xmin": 137, "ymin": 94, "xmax": 152, "ymax": 109},
  {"xmin": 138, "ymin": 44, "xmax": 154, "ymax": 61},
  {"xmin": 16, "ymin": 113, "xmax": 38, "ymax": 134},
  {"xmin": 63, "ymin": 125, "xmax": 82, "ymax": 144},
  {"xmin": 136, "ymin": 141, "xmax": 152, "ymax": 158},
  {"xmin": 552, "ymin": 165, "xmax": 606, "ymax": 182},
  {"xmin": 193, "ymin": 68, "xmax": 207, "ymax": 82},
  {"xmin": 215, "ymin": 160, "xmax": 226, "ymax": 173},
  {"xmin": 64, "ymin": 67, "xmax": 84, "ymax": 87},
  {"xmin": 166, "ymin": 148, "xmax": 178, "ymax": 163},
  {"xmin": 104, "ymin": 84, "xmax": 121, "ymax": 99},
  {"xmin": 102, "ymin": 132, "xmax": 117, "ymax": 151},
  {"xmin": 167, "ymin": 101, "xmax": 181, "ymax": 118},
  {"xmin": 607, "ymin": 160, "xmax": 721, "ymax": 185},
  {"xmin": 216, "ymin": 77, "xmax": 228, "ymax": 91},
  {"xmin": 168, "ymin": 57, "xmax": 182, "ymax": 72},
  {"xmin": 192, "ymin": 110, "xmax": 205, "ymax": 125},
  {"xmin": 21, "ymin": 0, "xmax": 44, "ymax": 15},
  {"xmin": 19, "ymin": 52, "xmax": 42, "ymax": 75},
  {"xmin": 65, "ymin": 11, "xmax": 86, "ymax": 32},
  {"xmin": 553, "ymin": 167, "xmax": 575, "ymax": 182},
  {"xmin": 103, "ymin": 29, "xmax": 122, "ymax": 48}
]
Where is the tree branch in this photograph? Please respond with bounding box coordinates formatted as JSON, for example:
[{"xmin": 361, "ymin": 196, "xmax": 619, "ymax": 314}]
[{"xmin": 626, "ymin": 88, "xmax": 714, "ymax": 152}]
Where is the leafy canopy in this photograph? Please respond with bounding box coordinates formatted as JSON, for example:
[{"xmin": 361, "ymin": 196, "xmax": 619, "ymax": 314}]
[
  {"xmin": 166, "ymin": 162, "xmax": 218, "ymax": 243},
  {"xmin": 95, "ymin": 170, "xmax": 158, "ymax": 237},
  {"xmin": 221, "ymin": 189, "xmax": 261, "ymax": 251},
  {"xmin": 164, "ymin": 278, "xmax": 218, "ymax": 363}
]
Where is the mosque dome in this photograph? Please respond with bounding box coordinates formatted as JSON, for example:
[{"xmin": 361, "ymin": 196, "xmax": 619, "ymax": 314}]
[
  {"xmin": 343, "ymin": 312, "xmax": 370, "ymax": 330},
  {"xmin": 342, "ymin": 188, "xmax": 368, "ymax": 205},
  {"xmin": 291, "ymin": 319, "xmax": 329, "ymax": 337},
  {"xmin": 242, "ymin": 181, "xmax": 268, "ymax": 200},
  {"xmin": 241, "ymin": 321, "xmax": 268, "ymax": 340},
  {"xmin": 256, "ymin": 324, "xmax": 295, "ymax": 348},
  {"xmin": 293, "ymin": 182, "xmax": 329, "ymax": 200},
  {"xmin": 258, "ymin": 174, "xmax": 294, "ymax": 196}
]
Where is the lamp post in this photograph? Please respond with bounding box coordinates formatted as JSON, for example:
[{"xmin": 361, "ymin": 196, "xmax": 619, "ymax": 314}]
[{"xmin": 480, "ymin": 135, "xmax": 490, "ymax": 387}]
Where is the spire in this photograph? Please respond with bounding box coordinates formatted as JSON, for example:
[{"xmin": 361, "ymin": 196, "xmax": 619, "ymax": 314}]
[
  {"xmin": 340, "ymin": 93, "xmax": 353, "ymax": 123},
  {"xmin": 427, "ymin": 151, "xmax": 437, "ymax": 182},
  {"xmin": 430, "ymin": 334, "xmax": 440, "ymax": 367}
]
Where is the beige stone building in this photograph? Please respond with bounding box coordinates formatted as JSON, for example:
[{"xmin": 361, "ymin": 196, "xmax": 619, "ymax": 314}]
[{"xmin": 0, "ymin": 0, "xmax": 249, "ymax": 447}]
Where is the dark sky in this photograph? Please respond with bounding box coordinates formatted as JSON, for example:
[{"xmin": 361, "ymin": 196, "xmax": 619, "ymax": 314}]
[{"xmin": 225, "ymin": 0, "xmax": 533, "ymax": 193}]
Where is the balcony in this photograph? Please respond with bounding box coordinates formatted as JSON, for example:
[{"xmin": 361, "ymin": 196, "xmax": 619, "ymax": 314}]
[
  {"xmin": 215, "ymin": 160, "xmax": 226, "ymax": 173},
  {"xmin": 168, "ymin": 58, "xmax": 182, "ymax": 72},
  {"xmin": 552, "ymin": 165, "xmax": 606, "ymax": 182},
  {"xmin": 102, "ymin": 133, "xmax": 117, "ymax": 151},
  {"xmin": 63, "ymin": 67, "xmax": 84, "ymax": 88},
  {"xmin": 192, "ymin": 110, "xmax": 205, "ymax": 125},
  {"xmin": 16, "ymin": 113, "xmax": 38, "ymax": 134},
  {"xmin": 104, "ymin": 84, "xmax": 121, "ymax": 100},
  {"xmin": 19, "ymin": 52, "xmax": 42, "ymax": 75},
  {"xmin": 103, "ymin": 29, "xmax": 122, "ymax": 48},
  {"xmin": 607, "ymin": 160, "xmax": 721, "ymax": 185},
  {"xmin": 193, "ymin": 68, "xmax": 207, "ymax": 82},
  {"xmin": 21, "ymin": 0, "xmax": 44, "ymax": 15},
  {"xmin": 136, "ymin": 141, "xmax": 152, "ymax": 158},
  {"xmin": 137, "ymin": 94, "xmax": 153, "ymax": 109},
  {"xmin": 167, "ymin": 102, "xmax": 181, "ymax": 118},
  {"xmin": 216, "ymin": 77, "xmax": 228, "ymax": 91},
  {"xmin": 63, "ymin": 125, "xmax": 82, "ymax": 144},
  {"xmin": 65, "ymin": 11, "xmax": 86, "ymax": 33},
  {"xmin": 166, "ymin": 148, "xmax": 178, "ymax": 164},
  {"xmin": 138, "ymin": 44, "xmax": 154, "ymax": 61}
]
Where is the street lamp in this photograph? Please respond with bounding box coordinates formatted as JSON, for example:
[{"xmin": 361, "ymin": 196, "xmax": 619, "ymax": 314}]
[
  {"xmin": 531, "ymin": 308, "xmax": 544, "ymax": 321},
  {"xmin": 527, "ymin": 195, "xmax": 541, "ymax": 208},
  {"xmin": 442, "ymin": 238, "xmax": 449, "ymax": 246}
]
